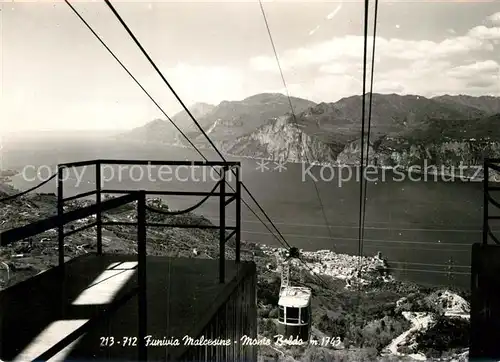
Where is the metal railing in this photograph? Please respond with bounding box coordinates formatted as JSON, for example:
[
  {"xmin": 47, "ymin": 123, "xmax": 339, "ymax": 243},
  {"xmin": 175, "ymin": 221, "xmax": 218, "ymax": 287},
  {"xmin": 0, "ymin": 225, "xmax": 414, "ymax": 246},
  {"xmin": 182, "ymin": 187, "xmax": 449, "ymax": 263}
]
[
  {"xmin": 57, "ymin": 159, "xmax": 241, "ymax": 282},
  {"xmin": 1, "ymin": 159, "xmax": 242, "ymax": 361}
]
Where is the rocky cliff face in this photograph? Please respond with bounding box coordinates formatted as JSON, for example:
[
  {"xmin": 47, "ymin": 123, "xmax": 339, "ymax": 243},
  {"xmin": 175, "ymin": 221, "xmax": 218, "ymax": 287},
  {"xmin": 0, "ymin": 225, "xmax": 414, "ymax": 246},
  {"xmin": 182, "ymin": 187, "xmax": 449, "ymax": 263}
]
[
  {"xmin": 335, "ymin": 136, "xmax": 377, "ymax": 166},
  {"xmin": 221, "ymin": 116, "xmax": 343, "ymax": 163},
  {"xmin": 221, "ymin": 94, "xmax": 500, "ymax": 179},
  {"xmin": 376, "ymin": 139, "xmax": 500, "ymax": 167},
  {"xmin": 225, "ymin": 123, "xmax": 500, "ymax": 174},
  {"xmin": 224, "ymin": 122, "xmax": 500, "ymax": 180}
]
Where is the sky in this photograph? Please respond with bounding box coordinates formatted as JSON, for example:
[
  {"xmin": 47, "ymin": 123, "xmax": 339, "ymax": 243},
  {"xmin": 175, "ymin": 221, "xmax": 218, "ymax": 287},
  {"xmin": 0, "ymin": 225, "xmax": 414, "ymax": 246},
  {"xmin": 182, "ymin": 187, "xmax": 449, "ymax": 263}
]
[{"xmin": 1, "ymin": 0, "xmax": 500, "ymax": 133}]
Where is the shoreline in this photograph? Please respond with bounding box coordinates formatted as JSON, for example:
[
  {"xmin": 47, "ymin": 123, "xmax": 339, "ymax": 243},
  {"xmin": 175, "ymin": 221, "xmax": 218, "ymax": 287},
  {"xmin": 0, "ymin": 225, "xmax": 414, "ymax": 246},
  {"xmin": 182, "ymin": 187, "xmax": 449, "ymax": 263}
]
[
  {"xmin": 139, "ymin": 141, "xmax": 498, "ymax": 182},
  {"xmin": 4, "ymin": 139, "xmax": 497, "ymax": 182}
]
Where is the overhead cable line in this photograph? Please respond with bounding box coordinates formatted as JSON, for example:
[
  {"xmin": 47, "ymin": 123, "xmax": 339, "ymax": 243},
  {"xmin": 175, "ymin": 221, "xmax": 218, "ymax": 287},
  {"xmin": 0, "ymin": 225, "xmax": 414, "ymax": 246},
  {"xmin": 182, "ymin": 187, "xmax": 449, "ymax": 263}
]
[
  {"xmin": 258, "ymin": 0, "xmax": 296, "ymax": 123},
  {"xmin": 360, "ymin": 0, "xmax": 380, "ymax": 258},
  {"xmin": 240, "ymin": 230, "xmax": 472, "ymax": 247},
  {"xmin": 103, "ymin": 0, "xmax": 225, "ymax": 163},
  {"xmin": 63, "ymin": 0, "xmax": 202, "ymax": 158},
  {"xmin": 238, "ymin": 235, "xmax": 471, "ymax": 252},
  {"xmin": 0, "ymin": 173, "xmax": 57, "ymax": 203},
  {"xmin": 258, "ymin": 0, "xmax": 337, "ymax": 252},
  {"xmin": 145, "ymin": 182, "xmax": 220, "ymax": 216},
  {"xmin": 101, "ymin": 0, "xmax": 293, "ymax": 250},
  {"xmin": 298, "ymin": 256, "xmax": 330, "ymax": 289},
  {"xmin": 357, "ymin": 0, "xmax": 371, "ymax": 268},
  {"xmin": 64, "ymin": 0, "xmax": 291, "ymax": 251},
  {"xmin": 206, "ymin": 217, "xmax": 482, "ymax": 233},
  {"xmin": 257, "ymin": 0, "xmax": 333, "ymax": 287},
  {"xmin": 396, "ymin": 261, "xmax": 470, "ymax": 269},
  {"xmin": 389, "ymin": 267, "xmax": 470, "ymax": 276},
  {"xmin": 241, "ymin": 185, "xmax": 292, "ymax": 248}
]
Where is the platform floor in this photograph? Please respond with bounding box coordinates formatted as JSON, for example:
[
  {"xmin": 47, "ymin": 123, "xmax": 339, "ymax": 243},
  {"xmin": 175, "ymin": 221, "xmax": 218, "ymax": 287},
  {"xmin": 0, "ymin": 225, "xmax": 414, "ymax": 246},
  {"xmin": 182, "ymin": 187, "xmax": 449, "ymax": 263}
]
[{"xmin": 0, "ymin": 253, "xmax": 249, "ymax": 361}]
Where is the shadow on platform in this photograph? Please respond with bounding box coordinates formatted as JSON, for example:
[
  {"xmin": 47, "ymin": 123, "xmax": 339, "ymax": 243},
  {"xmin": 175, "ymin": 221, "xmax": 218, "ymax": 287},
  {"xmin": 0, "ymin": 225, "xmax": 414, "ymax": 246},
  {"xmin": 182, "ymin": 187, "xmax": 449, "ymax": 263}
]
[{"xmin": 0, "ymin": 253, "xmax": 256, "ymax": 361}]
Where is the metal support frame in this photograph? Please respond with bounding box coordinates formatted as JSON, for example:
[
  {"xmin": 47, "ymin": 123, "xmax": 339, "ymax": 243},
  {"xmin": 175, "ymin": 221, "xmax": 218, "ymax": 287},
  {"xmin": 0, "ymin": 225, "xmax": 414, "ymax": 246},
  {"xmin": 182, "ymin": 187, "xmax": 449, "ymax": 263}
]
[
  {"xmin": 235, "ymin": 166, "xmax": 241, "ymax": 264},
  {"xmin": 471, "ymin": 158, "xmax": 500, "ymax": 360},
  {"xmin": 137, "ymin": 190, "xmax": 148, "ymax": 361},
  {"xmin": 57, "ymin": 166, "xmax": 64, "ymax": 268},
  {"xmin": 96, "ymin": 161, "xmax": 103, "ymax": 255},
  {"xmin": 220, "ymin": 168, "xmax": 226, "ymax": 283},
  {"xmin": 482, "ymin": 158, "xmax": 500, "ymax": 245}
]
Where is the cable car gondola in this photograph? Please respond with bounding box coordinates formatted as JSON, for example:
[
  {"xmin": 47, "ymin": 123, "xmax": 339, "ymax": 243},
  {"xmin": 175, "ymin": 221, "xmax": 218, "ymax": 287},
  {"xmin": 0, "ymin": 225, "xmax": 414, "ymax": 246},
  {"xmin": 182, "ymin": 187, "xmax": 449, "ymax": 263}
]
[{"xmin": 277, "ymin": 247, "xmax": 312, "ymax": 342}]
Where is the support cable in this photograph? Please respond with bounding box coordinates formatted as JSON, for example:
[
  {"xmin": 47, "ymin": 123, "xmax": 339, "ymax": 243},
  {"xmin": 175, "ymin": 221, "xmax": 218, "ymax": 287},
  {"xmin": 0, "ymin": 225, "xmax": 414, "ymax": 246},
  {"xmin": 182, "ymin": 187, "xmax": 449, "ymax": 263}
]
[
  {"xmin": 64, "ymin": 0, "xmax": 292, "ymax": 251},
  {"xmin": 0, "ymin": 173, "xmax": 57, "ymax": 203},
  {"xmin": 357, "ymin": 0, "xmax": 371, "ymax": 271},
  {"xmin": 64, "ymin": 0, "xmax": 201, "ymax": 156},
  {"xmin": 258, "ymin": 0, "xmax": 337, "ymax": 253},
  {"xmin": 102, "ymin": 0, "xmax": 292, "ymax": 249},
  {"xmin": 145, "ymin": 182, "xmax": 220, "ymax": 216},
  {"xmin": 360, "ymin": 0, "xmax": 380, "ymax": 264},
  {"xmin": 103, "ymin": 0, "xmax": 225, "ymax": 162},
  {"xmin": 258, "ymin": 0, "xmax": 333, "ymax": 287}
]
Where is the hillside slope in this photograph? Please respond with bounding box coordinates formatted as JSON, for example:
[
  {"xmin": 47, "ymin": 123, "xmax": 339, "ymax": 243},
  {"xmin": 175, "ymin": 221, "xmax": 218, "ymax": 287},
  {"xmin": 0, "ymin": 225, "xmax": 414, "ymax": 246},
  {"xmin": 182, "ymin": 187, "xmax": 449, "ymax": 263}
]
[
  {"xmin": 115, "ymin": 102, "xmax": 216, "ymax": 144},
  {"xmin": 433, "ymin": 95, "xmax": 500, "ymax": 115},
  {"xmin": 172, "ymin": 102, "xmax": 216, "ymax": 131},
  {"xmin": 116, "ymin": 118, "xmax": 178, "ymax": 144}
]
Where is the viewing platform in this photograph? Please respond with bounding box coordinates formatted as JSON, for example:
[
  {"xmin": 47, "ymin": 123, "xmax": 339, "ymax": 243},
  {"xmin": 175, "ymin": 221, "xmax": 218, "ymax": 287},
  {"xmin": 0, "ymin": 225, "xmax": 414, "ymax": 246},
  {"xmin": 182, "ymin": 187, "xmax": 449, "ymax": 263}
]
[
  {"xmin": 0, "ymin": 159, "xmax": 257, "ymax": 361},
  {"xmin": 0, "ymin": 253, "xmax": 256, "ymax": 361}
]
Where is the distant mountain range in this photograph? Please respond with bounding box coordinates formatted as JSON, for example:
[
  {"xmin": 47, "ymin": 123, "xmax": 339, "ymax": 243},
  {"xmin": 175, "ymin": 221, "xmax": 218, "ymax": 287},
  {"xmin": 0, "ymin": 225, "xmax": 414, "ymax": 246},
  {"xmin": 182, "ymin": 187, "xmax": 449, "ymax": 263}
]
[
  {"xmin": 118, "ymin": 93, "xmax": 315, "ymax": 145},
  {"xmin": 120, "ymin": 92, "xmax": 500, "ymax": 174},
  {"xmin": 181, "ymin": 93, "xmax": 316, "ymax": 144}
]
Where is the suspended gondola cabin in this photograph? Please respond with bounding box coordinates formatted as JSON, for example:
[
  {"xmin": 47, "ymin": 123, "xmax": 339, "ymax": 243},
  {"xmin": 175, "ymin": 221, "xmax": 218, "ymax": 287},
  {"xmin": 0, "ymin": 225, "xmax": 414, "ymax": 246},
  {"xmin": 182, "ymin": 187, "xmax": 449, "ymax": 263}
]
[{"xmin": 277, "ymin": 286, "xmax": 312, "ymax": 342}]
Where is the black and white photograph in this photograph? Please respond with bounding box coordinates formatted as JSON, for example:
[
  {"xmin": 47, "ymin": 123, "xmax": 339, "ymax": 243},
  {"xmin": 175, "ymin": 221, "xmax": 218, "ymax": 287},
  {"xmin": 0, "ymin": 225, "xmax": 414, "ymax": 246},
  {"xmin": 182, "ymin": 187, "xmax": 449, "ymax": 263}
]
[{"xmin": 1, "ymin": 0, "xmax": 499, "ymax": 361}]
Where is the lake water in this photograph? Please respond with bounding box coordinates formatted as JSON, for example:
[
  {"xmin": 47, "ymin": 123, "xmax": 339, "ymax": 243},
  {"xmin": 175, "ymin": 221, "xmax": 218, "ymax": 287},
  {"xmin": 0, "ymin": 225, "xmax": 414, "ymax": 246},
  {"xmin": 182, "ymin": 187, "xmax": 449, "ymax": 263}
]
[{"xmin": 2, "ymin": 137, "xmax": 489, "ymax": 289}]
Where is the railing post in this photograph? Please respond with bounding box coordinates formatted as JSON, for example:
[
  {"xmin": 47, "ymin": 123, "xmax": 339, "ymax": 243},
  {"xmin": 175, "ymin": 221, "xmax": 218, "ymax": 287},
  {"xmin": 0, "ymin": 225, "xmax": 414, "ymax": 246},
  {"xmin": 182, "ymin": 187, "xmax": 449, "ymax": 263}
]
[
  {"xmin": 235, "ymin": 165, "xmax": 241, "ymax": 264},
  {"xmin": 57, "ymin": 165, "xmax": 65, "ymax": 268},
  {"xmin": 137, "ymin": 190, "xmax": 147, "ymax": 361},
  {"xmin": 483, "ymin": 160, "xmax": 489, "ymax": 245},
  {"xmin": 96, "ymin": 161, "xmax": 103, "ymax": 255},
  {"xmin": 220, "ymin": 167, "xmax": 226, "ymax": 283}
]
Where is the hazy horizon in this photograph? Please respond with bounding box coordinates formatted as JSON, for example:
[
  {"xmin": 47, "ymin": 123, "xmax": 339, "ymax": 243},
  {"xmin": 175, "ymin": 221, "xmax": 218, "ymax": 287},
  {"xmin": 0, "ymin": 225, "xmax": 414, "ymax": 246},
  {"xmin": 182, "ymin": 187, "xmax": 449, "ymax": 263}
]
[
  {"xmin": 2, "ymin": 90, "xmax": 500, "ymax": 137},
  {"xmin": 2, "ymin": 1, "xmax": 500, "ymax": 133}
]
